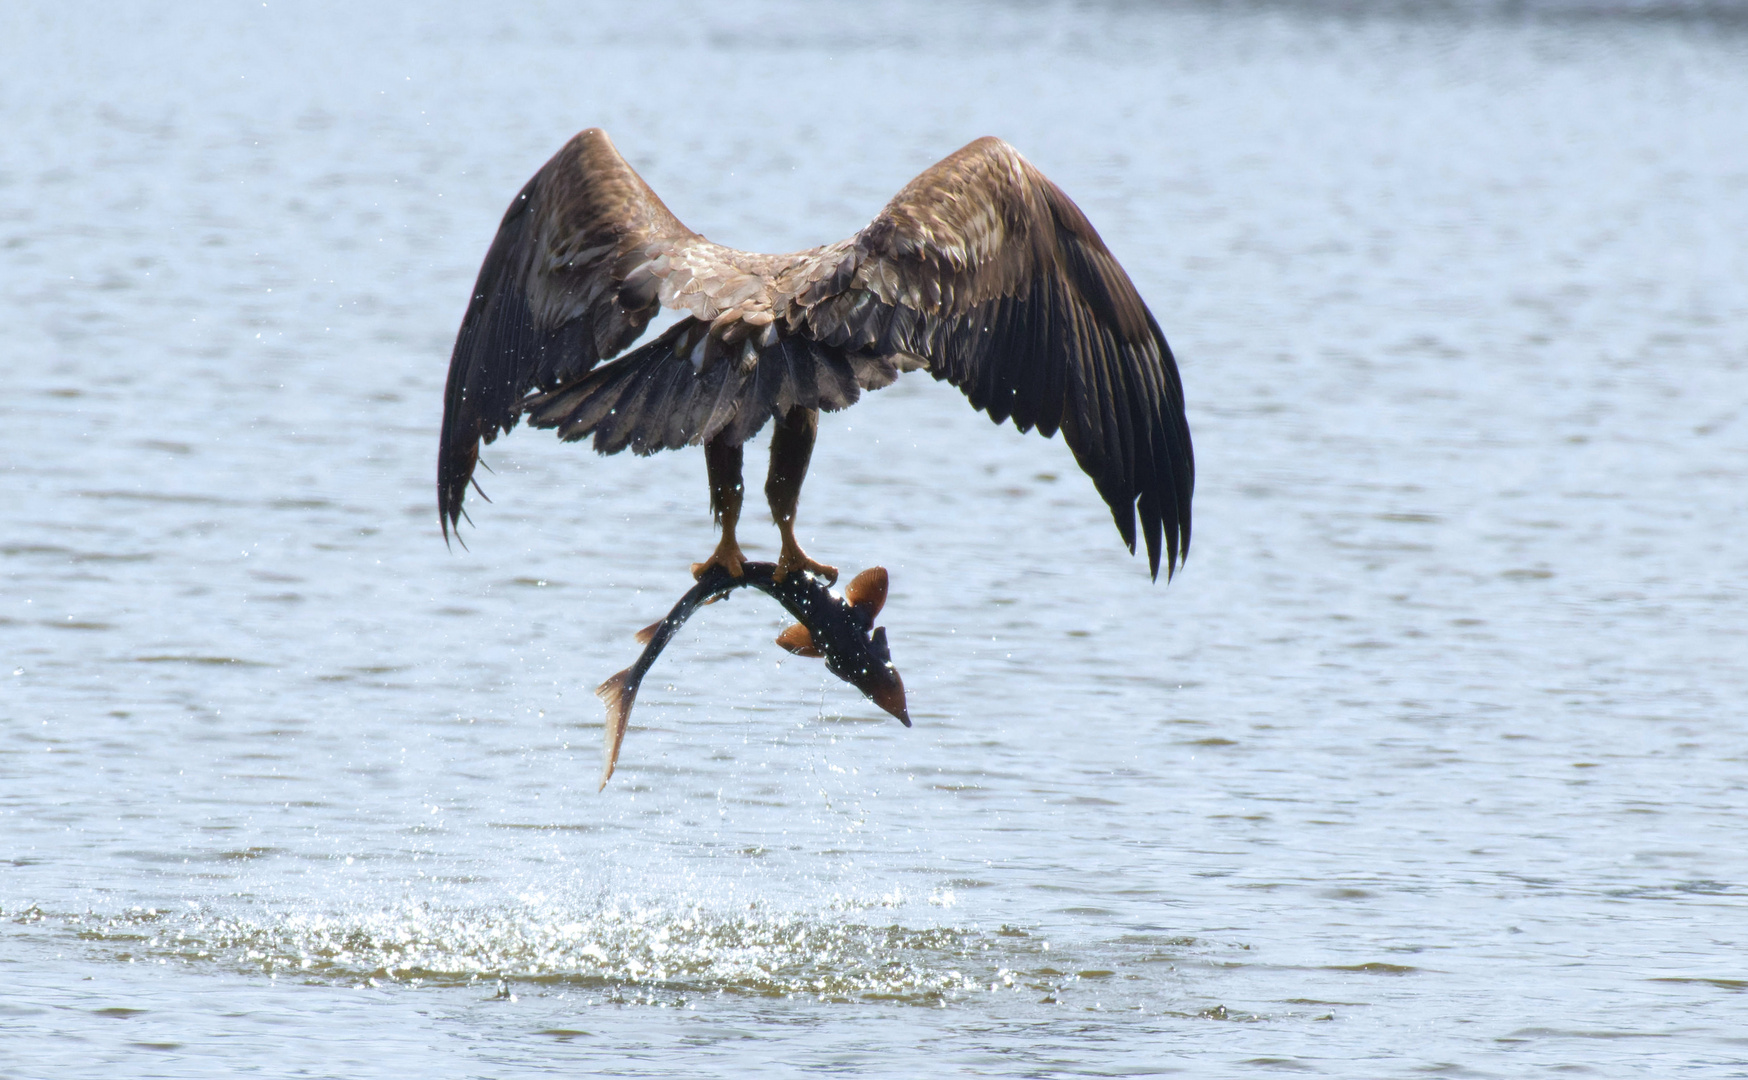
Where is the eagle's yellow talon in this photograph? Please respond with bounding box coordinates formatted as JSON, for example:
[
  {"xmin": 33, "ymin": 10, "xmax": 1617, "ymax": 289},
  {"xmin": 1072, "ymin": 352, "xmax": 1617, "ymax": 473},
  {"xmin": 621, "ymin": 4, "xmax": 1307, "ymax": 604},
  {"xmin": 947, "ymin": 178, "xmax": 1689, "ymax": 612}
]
[
  {"xmin": 692, "ymin": 537, "xmax": 747, "ymax": 579},
  {"xmin": 774, "ymin": 547, "xmax": 836, "ymax": 584}
]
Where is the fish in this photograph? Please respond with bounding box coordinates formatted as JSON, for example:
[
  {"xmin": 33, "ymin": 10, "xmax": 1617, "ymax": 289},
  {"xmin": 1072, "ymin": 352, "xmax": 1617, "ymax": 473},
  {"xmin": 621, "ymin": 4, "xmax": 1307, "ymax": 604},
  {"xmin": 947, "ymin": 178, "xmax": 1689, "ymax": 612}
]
[{"xmin": 594, "ymin": 563, "xmax": 909, "ymax": 789}]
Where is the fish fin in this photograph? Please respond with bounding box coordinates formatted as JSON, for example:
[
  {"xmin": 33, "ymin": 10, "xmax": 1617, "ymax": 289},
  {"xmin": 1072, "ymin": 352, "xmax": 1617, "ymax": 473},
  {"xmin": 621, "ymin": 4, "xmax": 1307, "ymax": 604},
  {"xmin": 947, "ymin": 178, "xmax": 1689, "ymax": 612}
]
[
  {"xmin": 595, "ymin": 668, "xmax": 638, "ymax": 791},
  {"xmin": 775, "ymin": 622, "xmax": 823, "ymax": 658},
  {"xmin": 845, "ymin": 566, "xmax": 888, "ymax": 618},
  {"xmin": 633, "ymin": 619, "xmax": 663, "ymax": 644}
]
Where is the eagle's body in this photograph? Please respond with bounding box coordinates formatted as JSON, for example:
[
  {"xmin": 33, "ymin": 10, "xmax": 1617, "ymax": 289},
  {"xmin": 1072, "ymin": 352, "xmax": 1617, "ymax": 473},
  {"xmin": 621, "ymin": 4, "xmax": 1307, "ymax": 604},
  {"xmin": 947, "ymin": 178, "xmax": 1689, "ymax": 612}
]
[{"xmin": 440, "ymin": 130, "xmax": 1193, "ymax": 582}]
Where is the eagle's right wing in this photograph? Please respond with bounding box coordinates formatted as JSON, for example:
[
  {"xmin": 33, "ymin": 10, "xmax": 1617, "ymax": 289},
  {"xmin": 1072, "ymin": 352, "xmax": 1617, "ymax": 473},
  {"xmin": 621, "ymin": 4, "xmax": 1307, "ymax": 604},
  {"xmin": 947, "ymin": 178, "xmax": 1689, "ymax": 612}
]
[{"xmin": 795, "ymin": 137, "xmax": 1194, "ymax": 579}]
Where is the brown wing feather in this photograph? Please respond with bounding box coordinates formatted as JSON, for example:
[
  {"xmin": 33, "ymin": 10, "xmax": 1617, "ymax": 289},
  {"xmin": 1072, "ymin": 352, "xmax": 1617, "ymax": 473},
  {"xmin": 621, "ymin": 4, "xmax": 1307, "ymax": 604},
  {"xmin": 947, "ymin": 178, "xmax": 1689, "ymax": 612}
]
[
  {"xmin": 795, "ymin": 137, "xmax": 1194, "ymax": 579},
  {"xmin": 521, "ymin": 318, "xmax": 876, "ymax": 455},
  {"xmin": 438, "ymin": 129, "xmax": 697, "ymax": 539}
]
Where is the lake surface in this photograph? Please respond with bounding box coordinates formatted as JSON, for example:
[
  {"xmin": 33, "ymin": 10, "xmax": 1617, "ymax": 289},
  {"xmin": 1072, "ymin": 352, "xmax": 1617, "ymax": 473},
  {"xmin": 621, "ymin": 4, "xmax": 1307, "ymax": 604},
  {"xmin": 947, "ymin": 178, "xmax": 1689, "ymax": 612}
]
[{"xmin": 3, "ymin": 0, "xmax": 1746, "ymax": 1075}]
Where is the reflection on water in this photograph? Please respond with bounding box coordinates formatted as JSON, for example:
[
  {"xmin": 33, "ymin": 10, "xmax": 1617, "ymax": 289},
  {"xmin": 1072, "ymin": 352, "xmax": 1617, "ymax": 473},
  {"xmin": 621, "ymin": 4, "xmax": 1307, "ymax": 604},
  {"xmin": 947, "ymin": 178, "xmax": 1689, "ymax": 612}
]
[{"xmin": 4, "ymin": 0, "xmax": 1747, "ymax": 1075}]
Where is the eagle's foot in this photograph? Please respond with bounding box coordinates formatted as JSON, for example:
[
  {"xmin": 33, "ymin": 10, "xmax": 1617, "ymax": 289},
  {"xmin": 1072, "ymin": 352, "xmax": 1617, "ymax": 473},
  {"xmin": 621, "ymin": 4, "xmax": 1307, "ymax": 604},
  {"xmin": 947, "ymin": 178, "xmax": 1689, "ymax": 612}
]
[
  {"xmin": 692, "ymin": 537, "xmax": 747, "ymax": 580},
  {"xmin": 774, "ymin": 543, "xmax": 837, "ymax": 585}
]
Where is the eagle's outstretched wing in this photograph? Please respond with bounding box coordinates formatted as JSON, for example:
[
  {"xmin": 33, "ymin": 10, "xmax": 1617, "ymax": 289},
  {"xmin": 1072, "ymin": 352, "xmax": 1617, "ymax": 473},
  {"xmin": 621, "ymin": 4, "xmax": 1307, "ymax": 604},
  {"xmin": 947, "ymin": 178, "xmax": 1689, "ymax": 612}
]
[
  {"xmin": 438, "ymin": 128, "xmax": 696, "ymax": 539},
  {"xmin": 459, "ymin": 133, "xmax": 1193, "ymax": 578},
  {"xmin": 796, "ymin": 137, "xmax": 1194, "ymax": 578}
]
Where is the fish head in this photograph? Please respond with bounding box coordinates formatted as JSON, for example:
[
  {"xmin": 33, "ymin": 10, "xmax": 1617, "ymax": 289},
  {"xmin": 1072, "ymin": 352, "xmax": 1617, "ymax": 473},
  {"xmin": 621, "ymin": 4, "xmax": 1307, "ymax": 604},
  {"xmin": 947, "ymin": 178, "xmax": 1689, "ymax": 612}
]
[
  {"xmin": 856, "ymin": 663, "xmax": 908, "ymax": 726},
  {"xmin": 852, "ymin": 627, "xmax": 909, "ymax": 726}
]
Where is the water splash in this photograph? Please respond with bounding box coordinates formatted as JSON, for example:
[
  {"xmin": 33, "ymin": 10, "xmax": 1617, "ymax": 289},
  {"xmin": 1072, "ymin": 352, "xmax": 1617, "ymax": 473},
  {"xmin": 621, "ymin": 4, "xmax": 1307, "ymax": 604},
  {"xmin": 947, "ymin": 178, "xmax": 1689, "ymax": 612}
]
[{"xmin": 39, "ymin": 897, "xmax": 1069, "ymax": 1005}]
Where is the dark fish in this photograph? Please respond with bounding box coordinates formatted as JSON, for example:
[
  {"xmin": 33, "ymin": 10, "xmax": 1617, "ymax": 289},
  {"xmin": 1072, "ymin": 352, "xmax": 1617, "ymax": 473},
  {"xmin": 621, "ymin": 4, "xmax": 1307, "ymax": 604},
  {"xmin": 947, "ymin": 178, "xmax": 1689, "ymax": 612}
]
[{"xmin": 594, "ymin": 564, "xmax": 908, "ymax": 789}]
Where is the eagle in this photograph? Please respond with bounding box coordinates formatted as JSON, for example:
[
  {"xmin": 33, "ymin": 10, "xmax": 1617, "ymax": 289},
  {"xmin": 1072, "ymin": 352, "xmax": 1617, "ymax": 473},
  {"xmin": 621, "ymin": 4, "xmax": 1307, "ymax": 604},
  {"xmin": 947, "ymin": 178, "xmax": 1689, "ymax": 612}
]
[{"xmin": 439, "ymin": 129, "xmax": 1193, "ymax": 586}]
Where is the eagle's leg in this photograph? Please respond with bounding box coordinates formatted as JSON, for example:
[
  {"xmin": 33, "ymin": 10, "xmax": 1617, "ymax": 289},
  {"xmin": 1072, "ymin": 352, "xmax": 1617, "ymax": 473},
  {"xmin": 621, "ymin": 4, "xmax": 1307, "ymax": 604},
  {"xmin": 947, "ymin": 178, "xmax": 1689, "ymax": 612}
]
[
  {"xmin": 766, "ymin": 407, "xmax": 838, "ymax": 584},
  {"xmin": 691, "ymin": 435, "xmax": 747, "ymax": 579}
]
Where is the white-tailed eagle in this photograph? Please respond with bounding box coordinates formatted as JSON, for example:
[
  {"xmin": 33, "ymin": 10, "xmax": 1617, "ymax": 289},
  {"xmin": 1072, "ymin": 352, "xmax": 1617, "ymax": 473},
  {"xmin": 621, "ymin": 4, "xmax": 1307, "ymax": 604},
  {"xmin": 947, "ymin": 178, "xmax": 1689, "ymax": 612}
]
[{"xmin": 440, "ymin": 130, "xmax": 1193, "ymax": 582}]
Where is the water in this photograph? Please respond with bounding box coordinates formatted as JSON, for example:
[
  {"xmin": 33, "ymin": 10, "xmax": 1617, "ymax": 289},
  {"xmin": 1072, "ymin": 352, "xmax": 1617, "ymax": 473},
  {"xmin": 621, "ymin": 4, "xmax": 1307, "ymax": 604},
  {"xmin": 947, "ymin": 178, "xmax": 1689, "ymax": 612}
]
[{"xmin": 3, "ymin": 0, "xmax": 1746, "ymax": 1074}]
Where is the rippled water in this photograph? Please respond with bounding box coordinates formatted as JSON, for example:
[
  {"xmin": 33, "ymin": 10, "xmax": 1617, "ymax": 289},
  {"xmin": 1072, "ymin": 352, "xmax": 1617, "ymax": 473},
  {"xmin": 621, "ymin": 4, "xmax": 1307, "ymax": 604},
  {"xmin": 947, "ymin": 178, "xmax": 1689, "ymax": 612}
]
[{"xmin": 4, "ymin": 1, "xmax": 1746, "ymax": 1075}]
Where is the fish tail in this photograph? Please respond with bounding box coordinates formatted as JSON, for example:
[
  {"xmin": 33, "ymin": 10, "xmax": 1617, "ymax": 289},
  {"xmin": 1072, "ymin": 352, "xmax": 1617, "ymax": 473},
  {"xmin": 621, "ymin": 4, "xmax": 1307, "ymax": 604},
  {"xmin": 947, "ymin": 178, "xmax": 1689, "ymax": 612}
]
[{"xmin": 595, "ymin": 668, "xmax": 638, "ymax": 791}]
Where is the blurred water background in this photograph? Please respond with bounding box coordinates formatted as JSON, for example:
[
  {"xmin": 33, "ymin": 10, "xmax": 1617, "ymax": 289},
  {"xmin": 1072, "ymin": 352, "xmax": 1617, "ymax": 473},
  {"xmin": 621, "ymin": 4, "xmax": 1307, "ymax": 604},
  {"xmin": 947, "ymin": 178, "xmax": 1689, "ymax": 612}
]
[{"xmin": 3, "ymin": 0, "xmax": 1746, "ymax": 1075}]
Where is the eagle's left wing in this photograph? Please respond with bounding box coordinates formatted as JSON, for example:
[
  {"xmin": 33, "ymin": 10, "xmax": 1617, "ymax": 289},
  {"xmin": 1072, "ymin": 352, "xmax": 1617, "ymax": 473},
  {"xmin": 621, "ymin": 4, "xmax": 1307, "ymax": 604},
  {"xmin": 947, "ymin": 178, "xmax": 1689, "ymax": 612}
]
[{"xmin": 439, "ymin": 129, "xmax": 697, "ymax": 540}]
